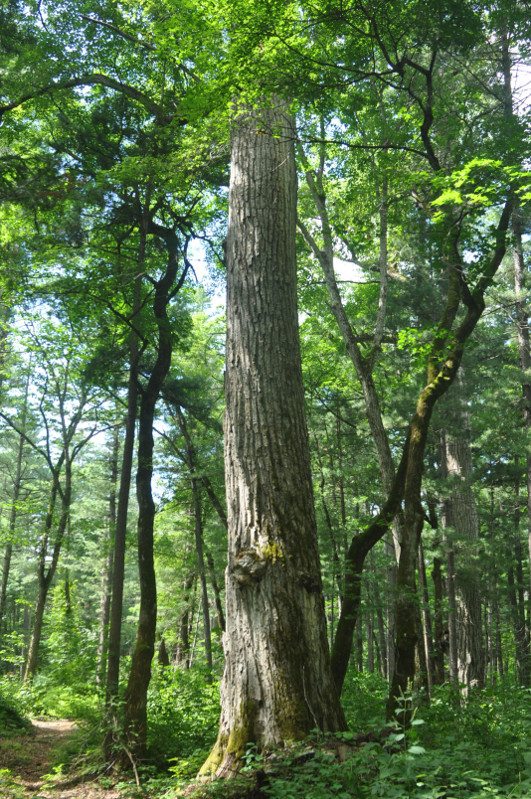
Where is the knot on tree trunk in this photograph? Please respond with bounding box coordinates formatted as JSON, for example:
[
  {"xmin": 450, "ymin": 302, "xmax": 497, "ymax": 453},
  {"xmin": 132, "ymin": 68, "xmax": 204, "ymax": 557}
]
[{"xmin": 232, "ymin": 548, "xmax": 267, "ymax": 585}]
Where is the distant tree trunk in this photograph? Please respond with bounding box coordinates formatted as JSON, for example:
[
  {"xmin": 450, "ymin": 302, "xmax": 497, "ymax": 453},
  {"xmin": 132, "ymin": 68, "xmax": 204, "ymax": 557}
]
[
  {"xmin": 175, "ymin": 407, "xmax": 213, "ymax": 675},
  {"xmin": 201, "ymin": 99, "xmax": 345, "ymax": 779},
  {"xmin": 97, "ymin": 426, "xmax": 119, "ymax": 686},
  {"xmin": 175, "ymin": 571, "xmax": 196, "ymax": 668},
  {"xmin": 356, "ymin": 615, "xmax": 363, "ymax": 671},
  {"xmin": 157, "ymin": 636, "xmax": 170, "ymax": 668},
  {"xmin": 431, "ymin": 555, "xmax": 446, "ymax": 685},
  {"xmin": 418, "ymin": 542, "xmax": 434, "ymax": 695},
  {"xmin": 0, "ymin": 542, "xmax": 12, "ymax": 642},
  {"xmin": 124, "ymin": 223, "xmax": 189, "ymax": 760},
  {"xmin": 24, "ymin": 465, "xmax": 71, "ymax": 682},
  {"xmin": 205, "ymin": 547, "xmax": 225, "ymax": 633},
  {"xmin": 442, "ymin": 482, "xmax": 459, "ymax": 686},
  {"xmin": 366, "ymin": 610, "xmax": 374, "ymax": 673},
  {"xmin": 192, "ymin": 482, "xmax": 212, "ymax": 676},
  {"xmin": 0, "ymin": 436, "xmax": 24, "ymax": 640},
  {"xmin": 0, "ymin": 366, "xmax": 30, "ymax": 641},
  {"xmin": 299, "ymin": 144, "xmax": 406, "ymax": 688},
  {"xmin": 0, "ymin": 296, "xmax": 10, "ymax": 393},
  {"xmin": 508, "ymin": 469, "xmax": 530, "ymax": 686}
]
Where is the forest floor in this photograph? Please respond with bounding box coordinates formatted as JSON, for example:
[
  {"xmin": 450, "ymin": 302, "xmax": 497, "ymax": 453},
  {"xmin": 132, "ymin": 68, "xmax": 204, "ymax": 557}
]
[{"xmin": 0, "ymin": 719, "xmax": 125, "ymax": 799}]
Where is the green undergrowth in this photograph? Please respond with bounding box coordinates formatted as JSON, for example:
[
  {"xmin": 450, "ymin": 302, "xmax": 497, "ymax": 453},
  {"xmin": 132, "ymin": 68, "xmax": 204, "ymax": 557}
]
[
  {"xmin": 2, "ymin": 668, "xmax": 530, "ymax": 799},
  {"xmin": 0, "ymin": 683, "xmax": 30, "ymax": 736},
  {"xmin": 147, "ymin": 666, "xmax": 221, "ymax": 768},
  {"xmin": 158, "ymin": 673, "xmax": 531, "ymax": 799}
]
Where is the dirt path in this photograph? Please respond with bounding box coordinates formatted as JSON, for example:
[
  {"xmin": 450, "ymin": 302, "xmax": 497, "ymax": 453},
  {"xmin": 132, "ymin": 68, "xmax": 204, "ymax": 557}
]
[{"xmin": 0, "ymin": 719, "xmax": 125, "ymax": 799}]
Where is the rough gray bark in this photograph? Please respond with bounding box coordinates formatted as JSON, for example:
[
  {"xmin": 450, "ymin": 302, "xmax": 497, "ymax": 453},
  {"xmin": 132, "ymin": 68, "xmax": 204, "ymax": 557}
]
[
  {"xmin": 201, "ymin": 99, "xmax": 345, "ymax": 779},
  {"xmin": 443, "ymin": 369, "xmax": 485, "ymax": 691}
]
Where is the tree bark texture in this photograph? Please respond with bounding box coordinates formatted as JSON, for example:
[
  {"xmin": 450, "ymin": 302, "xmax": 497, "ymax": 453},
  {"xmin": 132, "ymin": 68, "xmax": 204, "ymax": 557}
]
[
  {"xmin": 502, "ymin": 28, "xmax": 531, "ymax": 682},
  {"xmin": 443, "ymin": 370, "xmax": 485, "ymax": 690},
  {"xmin": 201, "ymin": 100, "xmax": 345, "ymax": 779}
]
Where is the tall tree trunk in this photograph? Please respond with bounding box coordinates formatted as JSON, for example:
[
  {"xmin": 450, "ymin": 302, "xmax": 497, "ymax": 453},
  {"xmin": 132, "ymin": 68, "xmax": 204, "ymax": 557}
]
[
  {"xmin": 0, "ymin": 437, "xmax": 24, "ymax": 640},
  {"xmin": 191, "ymin": 480, "xmax": 213, "ymax": 676},
  {"xmin": 508, "ymin": 470, "xmax": 530, "ymax": 686},
  {"xmin": 175, "ymin": 406, "xmax": 213, "ymax": 675},
  {"xmin": 201, "ymin": 99, "xmax": 345, "ymax": 779},
  {"xmin": 104, "ymin": 335, "xmax": 139, "ymax": 753},
  {"xmin": 418, "ymin": 542, "xmax": 434, "ymax": 695},
  {"xmin": 0, "ymin": 542, "xmax": 12, "ymax": 642},
  {"xmin": 502, "ymin": 27, "xmax": 531, "ymax": 683},
  {"xmin": 431, "ymin": 555, "xmax": 446, "ymax": 685},
  {"xmin": 205, "ymin": 547, "xmax": 225, "ymax": 633},
  {"xmin": 512, "ymin": 215, "xmax": 531, "ymax": 648}
]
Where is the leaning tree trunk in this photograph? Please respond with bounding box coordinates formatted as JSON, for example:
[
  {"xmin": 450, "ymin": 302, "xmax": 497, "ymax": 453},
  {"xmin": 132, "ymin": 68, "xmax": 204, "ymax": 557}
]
[
  {"xmin": 201, "ymin": 99, "xmax": 345, "ymax": 779},
  {"xmin": 123, "ymin": 223, "xmax": 187, "ymax": 760}
]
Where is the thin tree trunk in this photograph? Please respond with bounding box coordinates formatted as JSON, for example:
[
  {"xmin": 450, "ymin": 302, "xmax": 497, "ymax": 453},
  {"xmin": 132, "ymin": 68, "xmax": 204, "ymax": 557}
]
[
  {"xmin": 0, "ymin": 367, "xmax": 30, "ymax": 640},
  {"xmin": 175, "ymin": 406, "xmax": 213, "ymax": 674},
  {"xmin": 299, "ymin": 143, "xmax": 406, "ymax": 684},
  {"xmin": 124, "ymin": 221, "xmax": 188, "ymax": 759},
  {"xmin": 431, "ymin": 555, "xmax": 446, "ymax": 685},
  {"xmin": 418, "ymin": 542, "xmax": 434, "ymax": 695},
  {"xmin": 205, "ymin": 548, "xmax": 225, "ymax": 632},
  {"xmin": 97, "ymin": 426, "xmax": 119, "ymax": 686},
  {"xmin": 175, "ymin": 571, "xmax": 196, "ymax": 668},
  {"xmin": 105, "ymin": 286, "xmax": 141, "ymax": 740},
  {"xmin": 192, "ymin": 480, "xmax": 213, "ymax": 676},
  {"xmin": 508, "ymin": 470, "xmax": 530, "ymax": 685},
  {"xmin": 24, "ymin": 465, "xmax": 71, "ymax": 682}
]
